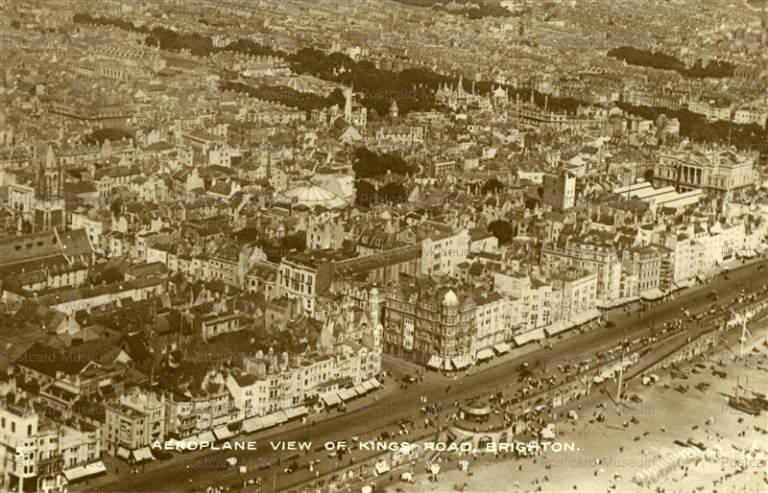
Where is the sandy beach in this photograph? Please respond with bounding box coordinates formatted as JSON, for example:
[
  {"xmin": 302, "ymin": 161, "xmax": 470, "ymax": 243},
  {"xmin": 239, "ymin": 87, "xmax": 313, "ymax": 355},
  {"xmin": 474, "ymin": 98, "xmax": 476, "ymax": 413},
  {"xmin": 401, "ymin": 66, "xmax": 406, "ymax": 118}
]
[{"xmin": 385, "ymin": 325, "xmax": 768, "ymax": 493}]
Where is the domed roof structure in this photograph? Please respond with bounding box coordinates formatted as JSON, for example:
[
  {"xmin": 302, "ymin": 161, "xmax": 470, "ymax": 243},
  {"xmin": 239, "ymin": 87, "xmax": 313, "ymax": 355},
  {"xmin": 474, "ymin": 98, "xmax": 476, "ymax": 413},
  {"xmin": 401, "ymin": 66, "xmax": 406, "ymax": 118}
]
[
  {"xmin": 443, "ymin": 290, "xmax": 459, "ymax": 306},
  {"xmin": 277, "ymin": 184, "xmax": 345, "ymax": 209}
]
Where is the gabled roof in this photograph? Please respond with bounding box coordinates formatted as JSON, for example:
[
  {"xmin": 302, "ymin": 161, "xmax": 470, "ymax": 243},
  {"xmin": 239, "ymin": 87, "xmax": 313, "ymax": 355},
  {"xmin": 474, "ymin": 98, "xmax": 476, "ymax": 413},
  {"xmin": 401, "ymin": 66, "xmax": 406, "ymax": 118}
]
[{"xmin": 15, "ymin": 342, "xmax": 94, "ymax": 377}]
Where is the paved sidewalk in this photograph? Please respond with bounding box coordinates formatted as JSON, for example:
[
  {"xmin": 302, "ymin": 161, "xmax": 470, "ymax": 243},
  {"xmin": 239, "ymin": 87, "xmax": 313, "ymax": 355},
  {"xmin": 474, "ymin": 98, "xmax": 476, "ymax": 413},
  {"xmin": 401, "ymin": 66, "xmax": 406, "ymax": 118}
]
[{"xmin": 82, "ymin": 376, "xmax": 401, "ymax": 491}]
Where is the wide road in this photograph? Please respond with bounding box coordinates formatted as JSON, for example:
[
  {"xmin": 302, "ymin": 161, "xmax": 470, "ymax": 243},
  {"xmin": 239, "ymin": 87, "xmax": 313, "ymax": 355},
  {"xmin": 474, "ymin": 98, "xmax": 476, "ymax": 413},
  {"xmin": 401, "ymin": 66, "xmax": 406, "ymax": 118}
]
[{"xmin": 84, "ymin": 258, "xmax": 768, "ymax": 492}]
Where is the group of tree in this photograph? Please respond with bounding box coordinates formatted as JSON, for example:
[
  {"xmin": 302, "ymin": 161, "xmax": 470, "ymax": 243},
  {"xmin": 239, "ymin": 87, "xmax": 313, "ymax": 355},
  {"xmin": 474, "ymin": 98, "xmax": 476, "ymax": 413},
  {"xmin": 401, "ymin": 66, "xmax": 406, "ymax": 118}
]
[
  {"xmin": 617, "ymin": 102, "xmax": 767, "ymax": 150},
  {"xmin": 82, "ymin": 127, "xmax": 133, "ymax": 146},
  {"xmin": 355, "ymin": 180, "xmax": 408, "ymax": 208},
  {"xmin": 289, "ymin": 48, "xmax": 447, "ymax": 116},
  {"xmin": 220, "ymin": 80, "xmax": 345, "ymax": 112},
  {"xmin": 256, "ymin": 232, "xmax": 307, "ymax": 263},
  {"xmin": 487, "ymin": 220, "xmax": 513, "ymax": 245},
  {"xmin": 480, "ymin": 178, "xmax": 504, "ymax": 195},
  {"xmin": 73, "ymin": 13, "xmax": 285, "ymax": 59},
  {"xmin": 608, "ymin": 47, "xmax": 735, "ymax": 78},
  {"xmin": 72, "ymin": 12, "xmax": 587, "ymax": 118},
  {"xmin": 352, "ymin": 147, "xmax": 416, "ymax": 179},
  {"xmin": 391, "ymin": 0, "xmax": 522, "ymax": 18}
]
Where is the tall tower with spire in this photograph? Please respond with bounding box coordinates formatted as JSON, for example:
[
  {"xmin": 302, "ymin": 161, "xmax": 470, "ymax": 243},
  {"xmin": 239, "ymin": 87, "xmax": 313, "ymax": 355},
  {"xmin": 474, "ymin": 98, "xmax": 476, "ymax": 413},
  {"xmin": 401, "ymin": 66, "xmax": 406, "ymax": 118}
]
[
  {"xmin": 33, "ymin": 144, "xmax": 65, "ymax": 232},
  {"xmin": 36, "ymin": 145, "xmax": 62, "ymax": 202}
]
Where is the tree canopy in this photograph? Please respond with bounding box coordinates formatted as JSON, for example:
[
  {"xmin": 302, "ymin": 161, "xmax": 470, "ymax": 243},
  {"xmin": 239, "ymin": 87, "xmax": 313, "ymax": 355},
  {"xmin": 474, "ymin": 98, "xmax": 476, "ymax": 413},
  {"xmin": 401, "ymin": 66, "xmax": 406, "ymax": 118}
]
[
  {"xmin": 353, "ymin": 147, "xmax": 414, "ymax": 179},
  {"xmin": 608, "ymin": 46, "xmax": 735, "ymax": 78},
  {"xmin": 481, "ymin": 178, "xmax": 505, "ymax": 195},
  {"xmin": 488, "ymin": 220, "xmax": 513, "ymax": 245}
]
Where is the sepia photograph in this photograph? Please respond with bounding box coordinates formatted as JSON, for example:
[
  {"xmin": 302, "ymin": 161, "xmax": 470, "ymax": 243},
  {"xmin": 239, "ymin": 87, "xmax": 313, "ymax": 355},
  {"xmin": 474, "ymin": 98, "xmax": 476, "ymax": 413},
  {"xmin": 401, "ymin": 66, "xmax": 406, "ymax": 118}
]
[{"xmin": 0, "ymin": 0, "xmax": 766, "ymax": 492}]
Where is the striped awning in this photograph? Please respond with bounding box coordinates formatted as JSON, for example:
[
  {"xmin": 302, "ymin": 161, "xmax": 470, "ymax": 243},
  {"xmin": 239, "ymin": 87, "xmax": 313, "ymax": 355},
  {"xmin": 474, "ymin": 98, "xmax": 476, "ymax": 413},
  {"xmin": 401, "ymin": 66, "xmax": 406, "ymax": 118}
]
[
  {"xmin": 369, "ymin": 378, "xmax": 382, "ymax": 388},
  {"xmin": 242, "ymin": 417, "xmax": 265, "ymax": 433},
  {"xmin": 493, "ymin": 342, "xmax": 511, "ymax": 354},
  {"xmin": 116, "ymin": 446, "xmax": 130, "ymax": 460},
  {"xmin": 213, "ymin": 426, "xmax": 234, "ymax": 440},
  {"xmin": 513, "ymin": 328, "xmax": 545, "ymax": 346},
  {"xmin": 63, "ymin": 461, "xmax": 107, "ymax": 482},
  {"xmin": 321, "ymin": 391, "xmax": 341, "ymax": 406},
  {"xmin": 544, "ymin": 320, "xmax": 569, "ymax": 337},
  {"xmin": 196, "ymin": 430, "xmax": 215, "ymax": 443},
  {"xmin": 426, "ymin": 355, "xmax": 443, "ymax": 369},
  {"xmin": 641, "ymin": 288, "xmax": 665, "ymax": 301},
  {"xmin": 337, "ymin": 387, "xmax": 357, "ymax": 401},
  {"xmin": 354, "ymin": 383, "xmax": 368, "ymax": 395},
  {"xmin": 284, "ymin": 406, "xmax": 309, "ymax": 419},
  {"xmin": 595, "ymin": 296, "xmax": 639, "ymax": 308},
  {"xmin": 452, "ymin": 357, "xmax": 470, "ymax": 370},
  {"xmin": 476, "ymin": 348, "xmax": 494, "ymax": 361},
  {"xmin": 131, "ymin": 447, "xmax": 154, "ymax": 463},
  {"xmin": 265, "ymin": 412, "xmax": 288, "ymax": 427}
]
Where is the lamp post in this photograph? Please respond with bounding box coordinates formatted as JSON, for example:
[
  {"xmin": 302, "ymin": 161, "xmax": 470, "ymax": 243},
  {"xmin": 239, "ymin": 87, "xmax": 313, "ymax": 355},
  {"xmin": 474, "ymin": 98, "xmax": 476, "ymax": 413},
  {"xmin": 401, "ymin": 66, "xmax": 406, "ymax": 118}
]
[{"xmin": 728, "ymin": 309, "xmax": 751, "ymax": 358}]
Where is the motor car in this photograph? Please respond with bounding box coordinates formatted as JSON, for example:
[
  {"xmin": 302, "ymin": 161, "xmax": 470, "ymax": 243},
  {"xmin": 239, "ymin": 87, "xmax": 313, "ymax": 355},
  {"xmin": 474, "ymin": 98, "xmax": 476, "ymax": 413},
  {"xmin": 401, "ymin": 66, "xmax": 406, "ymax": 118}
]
[
  {"xmin": 687, "ymin": 438, "xmax": 706, "ymax": 451},
  {"xmin": 402, "ymin": 375, "xmax": 417, "ymax": 384}
]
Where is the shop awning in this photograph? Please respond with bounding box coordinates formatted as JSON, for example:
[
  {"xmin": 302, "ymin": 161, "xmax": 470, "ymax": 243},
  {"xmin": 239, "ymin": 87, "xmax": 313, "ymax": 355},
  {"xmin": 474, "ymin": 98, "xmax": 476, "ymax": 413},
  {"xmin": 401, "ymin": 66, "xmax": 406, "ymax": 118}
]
[
  {"xmin": 641, "ymin": 288, "xmax": 665, "ymax": 301},
  {"xmin": 284, "ymin": 406, "xmax": 309, "ymax": 420},
  {"xmin": 267, "ymin": 412, "xmax": 288, "ymax": 427},
  {"xmin": 443, "ymin": 359, "xmax": 453, "ymax": 371},
  {"xmin": 337, "ymin": 387, "xmax": 357, "ymax": 401},
  {"xmin": 476, "ymin": 348, "xmax": 494, "ymax": 361},
  {"xmin": 63, "ymin": 461, "xmax": 107, "ymax": 482},
  {"xmin": 116, "ymin": 446, "xmax": 130, "ymax": 460},
  {"xmin": 571, "ymin": 308, "xmax": 601, "ymax": 326},
  {"xmin": 354, "ymin": 383, "xmax": 368, "ymax": 395},
  {"xmin": 452, "ymin": 357, "xmax": 470, "ymax": 370},
  {"xmin": 196, "ymin": 431, "xmax": 215, "ymax": 443},
  {"xmin": 242, "ymin": 417, "xmax": 265, "ymax": 433},
  {"xmin": 259, "ymin": 413, "xmax": 281, "ymax": 429},
  {"xmin": 426, "ymin": 355, "xmax": 443, "ymax": 369},
  {"xmin": 595, "ymin": 296, "xmax": 639, "ymax": 308},
  {"xmin": 213, "ymin": 426, "xmax": 234, "ymax": 441},
  {"xmin": 513, "ymin": 328, "xmax": 545, "ymax": 346},
  {"xmin": 369, "ymin": 378, "xmax": 382, "ymax": 389},
  {"xmin": 493, "ymin": 342, "xmax": 511, "ymax": 354},
  {"xmin": 321, "ymin": 391, "xmax": 341, "ymax": 407},
  {"xmin": 696, "ymin": 274, "xmax": 707, "ymax": 282},
  {"xmin": 361, "ymin": 380, "xmax": 375, "ymax": 391},
  {"xmin": 544, "ymin": 320, "xmax": 569, "ymax": 337},
  {"xmin": 131, "ymin": 447, "xmax": 154, "ymax": 463}
]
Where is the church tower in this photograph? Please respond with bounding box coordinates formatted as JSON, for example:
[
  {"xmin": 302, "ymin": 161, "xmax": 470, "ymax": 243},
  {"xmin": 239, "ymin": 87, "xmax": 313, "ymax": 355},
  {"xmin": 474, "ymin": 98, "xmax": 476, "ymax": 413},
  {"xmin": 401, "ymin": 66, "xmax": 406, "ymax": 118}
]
[
  {"xmin": 36, "ymin": 145, "xmax": 63, "ymax": 202},
  {"xmin": 33, "ymin": 144, "xmax": 65, "ymax": 232}
]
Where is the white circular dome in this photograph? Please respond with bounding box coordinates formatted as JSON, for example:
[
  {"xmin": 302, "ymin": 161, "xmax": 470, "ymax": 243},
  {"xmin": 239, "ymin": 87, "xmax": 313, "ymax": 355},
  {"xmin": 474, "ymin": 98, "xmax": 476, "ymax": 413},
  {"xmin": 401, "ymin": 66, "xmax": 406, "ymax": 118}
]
[{"xmin": 279, "ymin": 184, "xmax": 345, "ymax": 208}]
